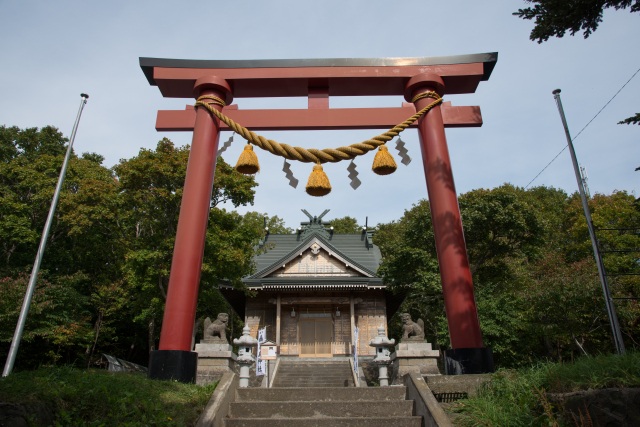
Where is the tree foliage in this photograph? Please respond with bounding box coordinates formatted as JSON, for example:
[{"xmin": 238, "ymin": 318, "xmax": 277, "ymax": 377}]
[
  {"xmin": 514, "ymin": 0, "xmax": 639, "ymax": 43},
  {"xmin": 0, "ymin": 128, "xmax": 270, "ymax": 369},
  {"xmin": 378, "ymin": 184, "xmax": 640, "ymax": 367},
  {"xmin": 0, "ymin": 126, "xmax": 122, "ymax": 366},
  {"xmin": 618, "ymin": 112, "xmax": 640, "ymax": 125},
  {"xmin": 2, "ymin": 125, "xmax": 638, "ymax": 371},
  {"xmin": 111, "ymin": 139, "xmax": 264, "ymax": 357},
  {"xmin": 329, "ymin": 216, "xmax": 362, "ymax": 233}
]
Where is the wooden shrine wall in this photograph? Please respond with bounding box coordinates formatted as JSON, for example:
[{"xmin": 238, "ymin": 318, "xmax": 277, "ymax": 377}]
[{"xmin": 244, "ymin": 291, "xmax": 388, "ymax": 356}]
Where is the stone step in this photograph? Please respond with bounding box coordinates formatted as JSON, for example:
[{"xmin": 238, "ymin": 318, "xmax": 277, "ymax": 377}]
[
  {"xmin": 272, "ymin": 378, "xmax": 353, "ymax": 382},
  {"xmin": 274, "ymin": 372, "xmax": 352, "ymax": 375},
  {"xmin": 229, "ymin": 400, "xmax": 413, "ymax": 419},
  {"xmin": 274, "ymin": 374, "xmax": 351, "ymax": 377},
  {"xmin": 271, "ymin": 382, "xmax": 354, "ymax": 387},
  {"xmin": 274, "ymin": 373, "xmax": 352, "ymax": 379},
  {"xmin": 275, "ymin": 368, "xmax": 352, "ymax": 372},
  {"xmin": 273, "ymin": 374, "xmax": 352, "ymax": 377},
  {"xmin": 225, "ymin": 417, "xmax": 422, "ymax": 427},
  {"xmin": 225, "ymin": 387, "xmax": 420, "ymax": 427},
  {"xmin": 277, "ymin": 362, "xmax": 350, "ymax": 366},
  {"xmin": 277, "ymin": 377, "xmax": 353, "ymax": 387},
  {"xmin": 276, "ymin": 362, "xmax": 350, "ymax": 367},
  {"xmin": 278, "ymin": 366, "xmax": 351, "ymax": 374},
  {"xmin": 278, "ymin": 368, "xmax": 351, "ymax": 376},
  {"xmin": 272, "ymin": 361, "xmax": 355, "ymax": 388},
  {"xmin": 270, "ymin": 381, "xmax": 353, "ymax": 388},
  {"xmin": 236, "ymin": 387, "xmax": 407, "ymax": 402}
]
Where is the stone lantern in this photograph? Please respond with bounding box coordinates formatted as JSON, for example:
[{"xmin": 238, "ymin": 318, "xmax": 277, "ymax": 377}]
[
  {"xmin": 369, "ymin": 326, "xmax": 395, "ymax": 386},
  {"xmin": 233, "ymin": 325, "xmax": 258, "ymax": 387}
]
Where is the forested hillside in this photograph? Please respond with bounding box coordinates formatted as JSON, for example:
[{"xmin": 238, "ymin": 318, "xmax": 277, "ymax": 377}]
[
  {"xmin": 0, "ymin": 125, "xmax": 288, "ymax": 369},
  {"xmin": 377, "ymin": 185, "xmax": 640, "ymax": 367},
  {"xmin": 1, "ymin": 125, "xmax": 638, "ymax": 371}
]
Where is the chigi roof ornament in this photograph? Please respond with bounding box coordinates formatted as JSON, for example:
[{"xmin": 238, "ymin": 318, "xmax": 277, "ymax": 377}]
[{"xmin": 298, "ymin": 209, "xmax": 332, "ymax": 239}]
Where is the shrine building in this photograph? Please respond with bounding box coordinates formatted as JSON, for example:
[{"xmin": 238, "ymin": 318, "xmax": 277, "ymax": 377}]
[{"xmin": 221, "ymin": 210, "xmax": 402, "ymax": 358}]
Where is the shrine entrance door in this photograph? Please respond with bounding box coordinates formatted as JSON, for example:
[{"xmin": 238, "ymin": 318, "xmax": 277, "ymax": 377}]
[{"xmin": 299, "ymin": 313, "xmax": 332, "ymax": 357}]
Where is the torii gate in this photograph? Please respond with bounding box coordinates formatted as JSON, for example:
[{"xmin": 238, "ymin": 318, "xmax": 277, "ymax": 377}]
[{"xmin": 140, "ymin": 53, "xmax": 497, "ymax": 382}]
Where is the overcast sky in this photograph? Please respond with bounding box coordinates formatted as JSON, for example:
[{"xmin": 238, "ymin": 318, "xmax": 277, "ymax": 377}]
[{"xmin": 1, "ymin": 1, "xmax": 638, "ymax": 229}]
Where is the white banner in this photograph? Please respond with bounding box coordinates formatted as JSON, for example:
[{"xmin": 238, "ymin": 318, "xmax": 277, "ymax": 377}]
[
  {"xmin": 256, "ymin": 327, "xmax": 266, "ymax": 376},
  {"xmin": 257, "ymin": 327, "xmax": 266, "ymax": 343},
  {"xmin": 353, "ymin": 327, "xmax": 359, "ymax": 375},
  {"xmin": 256, "ymin": 359, "xmax": 266, "ymax": 376}
]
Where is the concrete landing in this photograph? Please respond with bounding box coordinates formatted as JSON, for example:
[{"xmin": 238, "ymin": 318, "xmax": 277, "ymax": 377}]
[{"xmin": 225, "ymin": 386, "xmax": 421, "ymax": 427}]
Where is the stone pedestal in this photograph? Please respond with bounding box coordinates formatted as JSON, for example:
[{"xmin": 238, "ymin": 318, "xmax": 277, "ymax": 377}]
[
  {"xmin": 194, "ymin": 343, "xmax": 236, "ymax": 385},
  {"xmin": 372, "ymin": 360, "xmax": 392, "ymax": 386},
  {"xmin": 391, "ymin": 341, "xmax": 440, "ymax": 383}
]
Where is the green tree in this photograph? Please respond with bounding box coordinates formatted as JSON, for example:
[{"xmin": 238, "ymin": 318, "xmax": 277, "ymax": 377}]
[
  {"xmin": 376, "ymin": 200, "xmax": 447, "ymax": 347},
  {"xmin": 377, "ymin": 185, "xmax": 639, "ymax": 367},
  {"xmin": 0, "ymin": 125, "xmax": 67, "ymax": 163},
  {"xmin": 0, "ymin": 126, "xmax": 70, "ymax": 271},
  {"xmin": 112, "ymin": 139, "xmax": 261, "ymax": 358},
  {"xmin": 459, "ymin": 184, "xmax": 544, "ymax": 277},
  {"xmin": 618, "ymin": 112, "xmax": 640, "ymax": 125},
  {"xmin": 329, "ymin": 216, "xmax": 362, "ymax": 234},
  {"xmin": 0, "ymin": 273, "xmax": 93, "ymax": 367},
  {"xmin": 240, "ymin": 211, "xmax": 291, "ymax": 237},
  {"xmin": 195, "ymin": 210, "xmax": 288, "ymax": 341},
  {"xmin": 0, "ymin": 126, "xmax": 122, "ymax": 369},
  {"xmin": 519, "ymin": 253, "xmax": 609, "ymax": 361},
  {"xmin": 0, "ymin": 129, "xmax": 274, "ymax": 368},
  {"xmin": 562, "ymin": 191, "xmax": 640, "ymax": 349},
  {"xmin": 113, "ymin": 138, "xmax": 199, "ymax": 346},
  {"xmin": 514, "ymin": 0, "xmax": 639, "ymax": 42},
  {"xmin": 457, "ymin": 185, "xmax": 546, "ymax": 366},
  {"xmin": 0, "ymin": 126, "xmax": 121, "ymax": 276}
]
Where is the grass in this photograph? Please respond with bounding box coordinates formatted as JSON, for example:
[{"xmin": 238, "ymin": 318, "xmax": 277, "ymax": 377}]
[
  {"xmin": 0, "ymin": 366, "xmax": 217, "ymax": 426},
  {"xmin": 452, "ymin": 351, "xmax": 640, "ymax": 426}
]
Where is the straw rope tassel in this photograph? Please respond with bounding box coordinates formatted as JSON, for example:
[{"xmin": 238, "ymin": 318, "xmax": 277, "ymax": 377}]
[
  {"xmin": 235, "ymin": 144, "xmax": 260, "ymax": 174},
  {"xmin": 372, "ymin": 145, "xmax": 397, "ymax": 175},
  {"xmin": 305, "ymin": 163, "xmax": 332, "ymax": 197}
]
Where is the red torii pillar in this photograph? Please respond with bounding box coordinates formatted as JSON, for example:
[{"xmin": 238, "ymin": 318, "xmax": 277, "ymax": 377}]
[
  {"xmin": 147, "ymin": 77, "xmax": 232, "ymax": 382},
  {"xmin": 142, "ymin": 55, "xmax": 496, "ymax": 381},
  {"xmin": 406, "ymin": 74, "xmax": 491, "ymax": 374}
]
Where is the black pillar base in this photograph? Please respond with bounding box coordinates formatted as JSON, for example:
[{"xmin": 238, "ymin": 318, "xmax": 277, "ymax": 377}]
[
  {"xmin": 445, "ymin": 347, "xmax": 494, "ymax": 375},
  {"xmin": 148, "ymin": 350, "xmax": 197, "ymax": 383}
]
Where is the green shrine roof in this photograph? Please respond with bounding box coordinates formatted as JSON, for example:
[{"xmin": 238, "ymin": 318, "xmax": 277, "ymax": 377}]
[{"xmin": 242, "ymin": 210, "xmax": 383, "ymax": 289}]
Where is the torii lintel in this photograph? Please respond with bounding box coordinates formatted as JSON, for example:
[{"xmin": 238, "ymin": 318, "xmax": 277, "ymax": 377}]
[{"xmin": 140, "ymin": 53, "xmax": 497, "ymax": 131}]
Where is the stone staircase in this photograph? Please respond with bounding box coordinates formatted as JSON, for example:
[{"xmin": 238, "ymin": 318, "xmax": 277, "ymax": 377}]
[
  {"xmin": 224, "ymin": 386, "xmax": 422, "ymax": 426},
  {"xmin": 270, "ymin": 360, "xmax": 354, "ymax": 388}
]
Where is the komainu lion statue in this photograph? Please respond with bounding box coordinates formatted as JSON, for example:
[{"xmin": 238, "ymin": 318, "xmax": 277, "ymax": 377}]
[
  {"xmin": 203, "ymin": 313, "xmax": 229, "ymax": 343},
  {"xmin": 400, "ymin": 313, "xmax": 425, "ymax": 341}
]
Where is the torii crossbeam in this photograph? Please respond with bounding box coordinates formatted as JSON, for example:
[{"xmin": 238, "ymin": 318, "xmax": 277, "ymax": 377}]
[{"xmin": 140, "ymin": 53, "xmax": 497, "ymax": 382}]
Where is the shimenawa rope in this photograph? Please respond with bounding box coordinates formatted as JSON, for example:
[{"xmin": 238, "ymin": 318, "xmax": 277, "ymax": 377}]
[{"xmin": 194, "ymin": 91, "xmax": 442, "ymax": 165}]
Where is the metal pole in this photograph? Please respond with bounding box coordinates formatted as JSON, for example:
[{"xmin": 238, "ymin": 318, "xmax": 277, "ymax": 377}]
[
  {"xmin": 3, "ymin": 93, "xmax": 89, "ymax": 377},
  {"xmin": 552, "ymin": 89, "xmax": 625, "ymax": 355}
]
